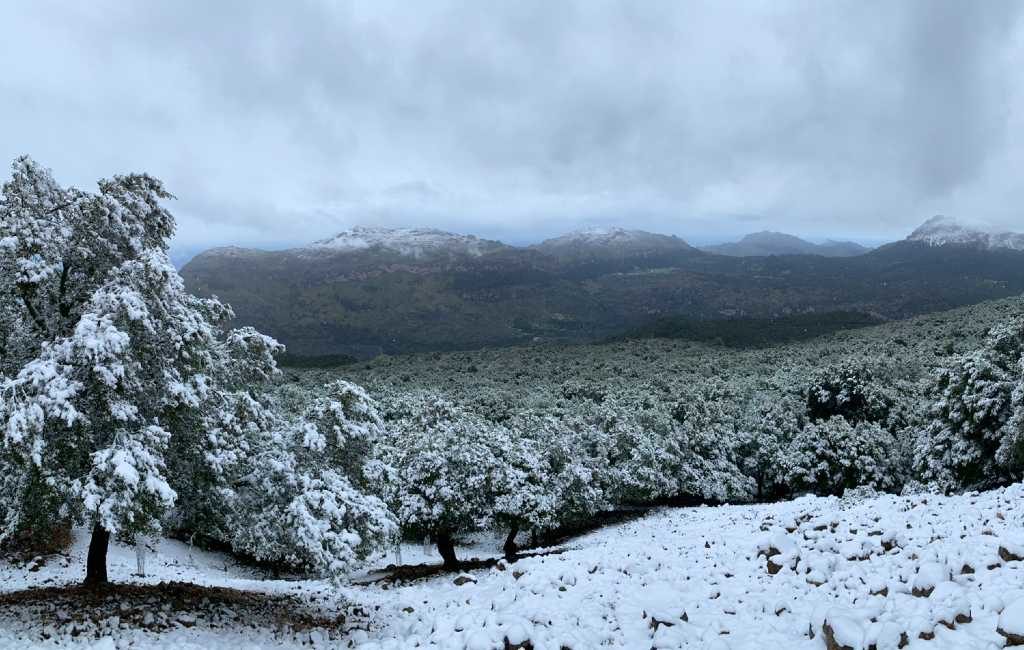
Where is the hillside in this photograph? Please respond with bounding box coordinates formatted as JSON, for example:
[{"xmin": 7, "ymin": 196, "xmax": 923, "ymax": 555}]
[
  {"xmin": 181, "ymin": 219, "xmax": 1024, "ymax": 358},
  {"xmin": 319, "ymin": 296, "xmax": 1022, "ymax": 413}
]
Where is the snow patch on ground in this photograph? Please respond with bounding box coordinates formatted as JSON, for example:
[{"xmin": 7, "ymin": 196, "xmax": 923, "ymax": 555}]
[{"xmin": 4, "ymin": 484, "xmax": 1024, "ymax": 648}]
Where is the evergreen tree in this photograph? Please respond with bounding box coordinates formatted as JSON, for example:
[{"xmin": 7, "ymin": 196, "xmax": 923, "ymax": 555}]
[
  {"xmin": 0, "ymin": 158, "xmax": 390, "ymax": 585},
  {"xmin": 806, "ymin": 361, "xmax": 892, "ymax": 425},
  {"xmin": 915, "ymin": 316, "xmax": 1024, "ymax": 490},
  {"xmin": 369, "ymin": 398, "xmax": 502, "ymax": 569},
  {"xmin": 785, "ymin": 416, "xmax": 901, "ymax": 495}
]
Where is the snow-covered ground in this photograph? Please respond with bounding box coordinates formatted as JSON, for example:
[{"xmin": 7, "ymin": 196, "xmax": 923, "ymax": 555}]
[{"xmin": 3, "ymin": 485, "xmax": 1024, "ymax": 649}]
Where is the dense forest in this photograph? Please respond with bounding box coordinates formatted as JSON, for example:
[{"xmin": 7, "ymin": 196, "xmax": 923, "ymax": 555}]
[{"xmin": 279, "ymin": 295, "xmax": 1024, "ymax": 564}]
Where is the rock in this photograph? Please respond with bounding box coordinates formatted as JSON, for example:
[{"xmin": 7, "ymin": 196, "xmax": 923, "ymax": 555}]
[
  {"xmin": 999, "ymin": 598, "xmax": 1024, "ymax": 646},
  {"xmin": 822, "ymin": 611, "xmax": 863, "ymax": 650},
  {"xmin": 821, "ymin": 622, "xmax": 854, "ymax": 650}
]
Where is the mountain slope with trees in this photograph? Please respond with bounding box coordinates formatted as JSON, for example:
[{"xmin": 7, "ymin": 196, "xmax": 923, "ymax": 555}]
[{"xmin": 181, "ymin": 221, "xmax": 1024, "ymax": 358}]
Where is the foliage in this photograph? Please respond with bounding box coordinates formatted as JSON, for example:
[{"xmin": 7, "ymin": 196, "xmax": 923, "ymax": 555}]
[
  {"xmin": 915, "ymin": 315, "xmax": 1024, "ymax": 491},
  {"xmin": 0, "ymin": 158, "xmax": 390, "ymax": 581}
]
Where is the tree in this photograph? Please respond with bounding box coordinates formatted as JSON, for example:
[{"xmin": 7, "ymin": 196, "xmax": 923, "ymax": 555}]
[
  {"xmin": 226, "ymin": 381, "xmax": 395, "ymax": 578},
  {"xmin": 915, "ymin": 316, "xmax": 1024, "ymax": 491},
  {"xmin": 806, "ymin": 361, "xmax": 892, "ymax": 426},
  {"xmin": 0, "ymin": 157, "xmax": 388, "ymax": 586},
  {"xmin": 369, "ymin": 398, "xmax": 503, "ymax": 569},
  {"xmin": 734, "ymin": 396, "xmax": 800, "ymax": 499},
  {"xmin": 785, "ymin": 416, "xmax": 901, "ymax": 496},
  {"xmin": 495, "ymin": 415, "xmax": 607, "ymax": 559}
]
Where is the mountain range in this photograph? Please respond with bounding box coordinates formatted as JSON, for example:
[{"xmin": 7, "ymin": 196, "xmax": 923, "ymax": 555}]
[{"xmin": 180, "ymin": 217, "xmax": 1024, "ymax": 358}]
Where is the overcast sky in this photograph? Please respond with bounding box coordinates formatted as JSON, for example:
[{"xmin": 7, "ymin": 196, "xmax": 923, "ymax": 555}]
[{"xmin": 2, "ymin": 1, "xmax": 1023, "ymax": 256}]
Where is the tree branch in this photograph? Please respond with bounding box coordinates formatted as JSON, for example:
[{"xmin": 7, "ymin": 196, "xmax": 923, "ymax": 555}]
[
  {"xmin": 58, "ymin": 262, "xmax": 73, "ymax": 324},
  {"xmin": 17, "ymin": 285, "xmax": 49, "ymax": 337}
]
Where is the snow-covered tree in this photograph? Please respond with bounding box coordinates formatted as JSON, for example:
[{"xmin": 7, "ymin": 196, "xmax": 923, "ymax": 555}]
[
  {"xmin": 227, "ymin": 381, "xmax": 395, "ymax": 578},
  {"xmin": 0, "ymin": 158, "xmax": 389, "ymax": 586},
  {"xmin": 495, "ymin": 415, "xmax": 607, "ymax": 558},
  {"xmin": 915, "ymin": 316, "xmax": 1024, "ymax": 491},
  {"xmin": 734, "ymin": 395, "xmax": 801, "ymax": 499},
  {"xmin": 806, "ymin": 361, "xmax": 892, "ymax": 426},
  {"xmin": 785, "ymin": 416, "xmax": 901, "ymax": 496},
  {"xmin": 369, "ymin": 398, "xmax": 504, "ymax": 568},
  {"xmin": 669, "ymin": 388, "xmax": 754, "ymax": 502}
]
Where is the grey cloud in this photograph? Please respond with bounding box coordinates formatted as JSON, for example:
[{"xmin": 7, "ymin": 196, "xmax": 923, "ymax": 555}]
[{"xmin": 1, "ymin": 0, "xmax": 1021, "ymax": 252}]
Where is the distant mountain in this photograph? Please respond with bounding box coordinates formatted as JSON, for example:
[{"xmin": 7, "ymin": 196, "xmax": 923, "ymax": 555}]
[
  {"xmin": 532, "ymin": 227, "xmax": 695, "ymax": 261},
  {"xmin": 308, "ymin": 226, "xmax": 508, "ymax": 259},
  {"xmin": 701, "ymin": 231, "xmax": 869, "ymax": 257},
  {"xmin": 907, "ymin": 216, "xmax": 1024, "ymax": 251},
  {"xmin": 180, "ymin": 219, "xmax": 1024, "ymax": 358}
]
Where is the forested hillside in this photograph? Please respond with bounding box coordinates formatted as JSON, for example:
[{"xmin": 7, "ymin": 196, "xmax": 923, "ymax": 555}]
[{"xmin": 181, "ymin": 226, "xmax": 1024, "ymax": 358}]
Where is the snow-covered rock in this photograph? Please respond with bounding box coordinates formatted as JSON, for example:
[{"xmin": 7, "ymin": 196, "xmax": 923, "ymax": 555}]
[
  {"xmin": 1000, "ymin": 598, "xmax": 1024, "ymax": 645},
  {"xmin": 4, "ymin": 483, "xmax": 1024, "ymax": 648}
]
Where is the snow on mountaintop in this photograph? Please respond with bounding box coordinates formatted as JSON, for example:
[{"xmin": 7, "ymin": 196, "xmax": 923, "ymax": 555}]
[
  {"xmin": 536, "ymin": 226, "xmax": 690, "ymax": 250},
  {"xmin": 4, "ymin": 483, "xmax": 1024, "ymax": 648},
  {"xmin": 908, "ymin": 215, "xmax": 1024, "ymax": 251},
  {"xmin": 309, "ymin": 227, "xmax": 504, "ymax": 258}
]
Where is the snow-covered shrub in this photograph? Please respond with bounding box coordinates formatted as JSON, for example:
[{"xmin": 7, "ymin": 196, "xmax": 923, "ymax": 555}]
[
  {"xmin": 806, "ymin": 361, "xmax": 893, "ymax": 425},
  {"xmin": 915, "ymin": 315, "xmax": 1024, "ymax": 491},
  {"xmin": 785, "ymin": 416, "xmax": 902, "ymax": 496}
]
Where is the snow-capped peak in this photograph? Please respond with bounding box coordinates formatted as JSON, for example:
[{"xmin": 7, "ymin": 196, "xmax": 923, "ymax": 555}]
[
  {"xmin": 537, "ymin": 227, "xmax": 688, "ymax": 248},
  {"xmin": 308, "ymin": 226, "xmax": 504, "ymax": 258},
  {"xmin": 908, "ymin": 215, "xmax": 1024, "ymax": 251}
]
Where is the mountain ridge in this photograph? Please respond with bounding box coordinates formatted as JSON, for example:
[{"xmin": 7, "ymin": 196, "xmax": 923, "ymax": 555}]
[{"xmin": 181, "ymin": 217, "xmax": 1024, "ymax": 358}]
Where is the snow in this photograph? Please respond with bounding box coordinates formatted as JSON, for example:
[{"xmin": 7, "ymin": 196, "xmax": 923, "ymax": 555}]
[
  {"xmin": 4, "ymin": 483, "xmax": 1024, "ymax": 648},
  {"xmin": 308, "ymin": 227, "xmax": 502, "ymax": 258},
  {"xmin": 536, "ymin": 226, "xmax": 687, "ymax": 248},
  {"xmin": 908, "ymin": 215, "xmax": 1024, "ymax": 250},
  {"xmin": 1000, "ymin": 597, "xmax": 1024, "ymax": 634}
]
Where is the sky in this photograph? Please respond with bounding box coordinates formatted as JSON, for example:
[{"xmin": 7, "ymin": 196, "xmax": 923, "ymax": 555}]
[{"xmin": 2, "ymin": 0, "xmax": 1023, "ymax": 260}]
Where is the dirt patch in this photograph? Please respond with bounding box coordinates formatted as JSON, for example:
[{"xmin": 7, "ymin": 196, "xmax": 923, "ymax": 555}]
[{"xmin": 0, "ymin": 581, "xmax": 348, "ymax": 642}]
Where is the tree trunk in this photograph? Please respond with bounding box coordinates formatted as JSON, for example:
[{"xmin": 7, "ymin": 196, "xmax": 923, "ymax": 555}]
[
  {"xmin": 436, "ymin": 530, "xmax": 459, "ymax": 570},
  {"xmin": 503, "ymin": 526, "xmax": 519, "ymax": 562},
  {"xmin": 84, "ymin": 523, "xmax": 110, "ymax": 587}
]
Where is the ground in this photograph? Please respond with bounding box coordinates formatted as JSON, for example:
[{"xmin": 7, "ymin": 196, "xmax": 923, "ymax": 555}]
[{"xmin": 2, "ymin": 484, "xmax": 1023, "ymax": 649}]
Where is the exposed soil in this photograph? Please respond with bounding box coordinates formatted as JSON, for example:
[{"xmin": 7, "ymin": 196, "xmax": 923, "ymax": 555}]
[{"xmin": 0, "ymin": 581, "xmax": 348, "ymax": 642}]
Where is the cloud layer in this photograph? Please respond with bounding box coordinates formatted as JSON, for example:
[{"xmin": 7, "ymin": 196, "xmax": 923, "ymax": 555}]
[{"xmin": 2, "ymin": 0, "xmax": 1022, "ymax": 251}]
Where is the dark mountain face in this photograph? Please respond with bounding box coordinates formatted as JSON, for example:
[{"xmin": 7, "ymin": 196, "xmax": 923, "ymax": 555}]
[
  {"xmin": 181, "ymin": 225, "xmax": 1024, "ymax": 358},
  {"xmin": 700, "ymin": 231, "xmax": 869, "ymax": 257}
]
